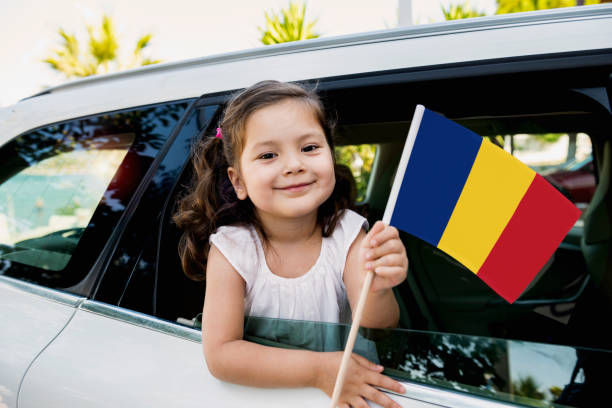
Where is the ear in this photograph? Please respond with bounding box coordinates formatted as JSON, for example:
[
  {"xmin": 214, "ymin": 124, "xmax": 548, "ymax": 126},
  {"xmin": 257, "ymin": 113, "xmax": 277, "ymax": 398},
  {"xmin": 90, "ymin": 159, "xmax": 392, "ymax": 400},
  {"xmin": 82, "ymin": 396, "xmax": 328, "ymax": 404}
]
[{"xmin": 227, "ymin": 166, "xmax": 248, "ymax": 200}]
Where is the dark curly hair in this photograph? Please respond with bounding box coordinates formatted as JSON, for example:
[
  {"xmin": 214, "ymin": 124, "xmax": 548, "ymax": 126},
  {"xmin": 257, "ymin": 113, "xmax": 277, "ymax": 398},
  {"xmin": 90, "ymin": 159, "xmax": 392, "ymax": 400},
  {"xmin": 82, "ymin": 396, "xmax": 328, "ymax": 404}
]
[{"xmin": 173, "ymin": 80, "xmax": 356, "ymax": 281}]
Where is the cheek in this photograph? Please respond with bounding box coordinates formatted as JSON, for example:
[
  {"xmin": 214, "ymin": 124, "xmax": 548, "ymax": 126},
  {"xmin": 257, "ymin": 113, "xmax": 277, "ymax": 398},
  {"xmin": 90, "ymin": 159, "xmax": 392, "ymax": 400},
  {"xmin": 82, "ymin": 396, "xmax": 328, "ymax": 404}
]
[{"xmin": 321, "ymin": 156, "xmax": 336, "ymax": 188}]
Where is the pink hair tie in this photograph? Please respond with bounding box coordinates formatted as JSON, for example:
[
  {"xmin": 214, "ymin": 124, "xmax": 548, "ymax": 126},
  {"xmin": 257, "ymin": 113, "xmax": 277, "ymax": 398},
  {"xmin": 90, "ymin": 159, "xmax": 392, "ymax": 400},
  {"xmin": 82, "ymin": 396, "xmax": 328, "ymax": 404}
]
[{"xmin": 215, "ymin": 127, "xmax": 223, "ymax": 139}]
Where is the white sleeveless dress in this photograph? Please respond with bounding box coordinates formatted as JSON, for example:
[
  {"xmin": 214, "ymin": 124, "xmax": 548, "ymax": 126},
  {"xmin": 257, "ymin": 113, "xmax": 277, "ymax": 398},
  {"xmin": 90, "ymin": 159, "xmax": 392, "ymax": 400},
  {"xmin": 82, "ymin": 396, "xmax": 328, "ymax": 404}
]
[{"xmin": 209, "ymin": 209, "xmax": 368, "ymax": 324}]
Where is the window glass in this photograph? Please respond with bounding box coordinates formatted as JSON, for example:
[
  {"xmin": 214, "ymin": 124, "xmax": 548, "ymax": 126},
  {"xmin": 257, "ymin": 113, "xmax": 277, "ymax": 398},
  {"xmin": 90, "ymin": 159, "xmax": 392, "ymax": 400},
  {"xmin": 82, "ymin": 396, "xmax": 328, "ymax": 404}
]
[
  {"xmin": 97, "ymin": 104, "xmax": 218, "ymax": 316},
  {"xmin": 0, "ymin": 101, "xmax": 189, "ymax": 290},
  {"xmin": 245, "ymin": 316, "xmax": 612, "ymax": 408},
  {"xmin": 335, "ymin": 144, "xmax": 377, "ymax": 202},
  {"xmin": 0, "ymin": 134, "xmax": 133, "ymax": 271},
  {"xmin": 490, "ymin": 133, "xmax": 595, "ymax": 211}
]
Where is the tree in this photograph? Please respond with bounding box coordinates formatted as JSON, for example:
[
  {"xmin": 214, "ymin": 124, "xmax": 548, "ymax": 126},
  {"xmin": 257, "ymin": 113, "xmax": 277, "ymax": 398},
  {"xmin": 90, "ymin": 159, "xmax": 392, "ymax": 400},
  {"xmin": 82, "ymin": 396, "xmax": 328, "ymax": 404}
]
[
  {"xmin": 512, "ymin": 376, "xmax": 546, "ymax": 400},
  {"xmin": 496, "ymin": 0, "xmax": 602, "ymax": 14},
  {"xmin": 259, "ymin": 1, "xmax": 319, "ymax": 45},
  {"xmin": 44, "ymin": 15, "xmax": 161, "ymax": 78},
  {"xmin": 442, "ymin": 3, "xmax": 487, "ymax": 20}
]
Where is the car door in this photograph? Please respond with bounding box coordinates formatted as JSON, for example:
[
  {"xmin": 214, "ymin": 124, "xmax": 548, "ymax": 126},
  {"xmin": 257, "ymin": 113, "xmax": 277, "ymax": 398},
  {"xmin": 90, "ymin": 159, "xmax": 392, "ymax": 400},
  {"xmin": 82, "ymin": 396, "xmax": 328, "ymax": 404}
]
[
  {"xmin": 0, "ymin": 100, "xmax": 191, "ymax": 408},
  {"xmin": 0, "ymin": 278, "xmax": 83, "ymax": 408}
]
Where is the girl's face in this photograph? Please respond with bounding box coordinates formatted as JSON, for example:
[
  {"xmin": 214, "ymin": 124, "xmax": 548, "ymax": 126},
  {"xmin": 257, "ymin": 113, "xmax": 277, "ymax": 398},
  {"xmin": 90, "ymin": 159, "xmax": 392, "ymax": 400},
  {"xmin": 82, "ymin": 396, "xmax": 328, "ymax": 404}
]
[{"xmin": 228, "ymin": 99, "xmax": 335, "ymax": 223}]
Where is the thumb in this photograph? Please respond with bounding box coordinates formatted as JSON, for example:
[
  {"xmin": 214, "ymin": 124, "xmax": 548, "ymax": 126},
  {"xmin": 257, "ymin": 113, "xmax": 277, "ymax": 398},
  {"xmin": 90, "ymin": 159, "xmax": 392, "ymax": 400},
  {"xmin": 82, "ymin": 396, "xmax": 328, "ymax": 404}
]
[{"xmin": 352, "ymin": 353, "xmax": 384, "ymax": 372}]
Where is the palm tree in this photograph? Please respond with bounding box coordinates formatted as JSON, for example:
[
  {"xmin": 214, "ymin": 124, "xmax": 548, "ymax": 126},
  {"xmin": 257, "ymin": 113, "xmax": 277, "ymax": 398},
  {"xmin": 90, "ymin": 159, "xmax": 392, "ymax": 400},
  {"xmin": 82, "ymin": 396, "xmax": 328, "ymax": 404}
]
[
  {"xmin": 496, "ymin": 0, "xmax": 602, "ymax": 14},
  {"xmin": 442, "ymin": 3, "xmax": 487, "ymax": 20},
  {"xmin": 44, "ymin": 15, "xmax": 161, "ymax": 78},
  {"xmin": 259, "ymin": 1, "xmax": 319, "ymax": 45}
]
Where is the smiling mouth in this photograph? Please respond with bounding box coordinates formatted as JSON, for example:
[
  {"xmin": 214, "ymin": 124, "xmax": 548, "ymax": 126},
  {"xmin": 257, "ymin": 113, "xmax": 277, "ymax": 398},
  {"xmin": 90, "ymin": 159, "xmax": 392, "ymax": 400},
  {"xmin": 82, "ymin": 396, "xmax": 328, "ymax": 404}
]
[{"xmin": 278, "ymin": 182, "xmax": 314, "ymax": 191}]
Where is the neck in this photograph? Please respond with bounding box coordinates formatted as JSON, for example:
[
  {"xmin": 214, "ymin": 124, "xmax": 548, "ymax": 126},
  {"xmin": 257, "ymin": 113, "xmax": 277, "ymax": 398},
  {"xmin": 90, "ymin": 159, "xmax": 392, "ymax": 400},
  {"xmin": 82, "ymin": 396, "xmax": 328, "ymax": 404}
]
[{"xmin": 256, "ymin": 210, "xmax": 319, "ymax": 245}]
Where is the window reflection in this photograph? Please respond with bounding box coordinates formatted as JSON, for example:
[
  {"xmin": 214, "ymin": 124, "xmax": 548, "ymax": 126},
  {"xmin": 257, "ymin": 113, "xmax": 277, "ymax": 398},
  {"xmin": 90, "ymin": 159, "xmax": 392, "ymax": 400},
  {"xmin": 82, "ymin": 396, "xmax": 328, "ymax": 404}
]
[
  {"xmin": 0, "ymin": 141, "xmax": 132, "ymax": 270},
  {"xmin": 244, "ymin": 316, "xmax": 612, "ymax": 408},
  {"xmin": 0, "ymin": 101, "xmax": 188, "ymax": 288}
]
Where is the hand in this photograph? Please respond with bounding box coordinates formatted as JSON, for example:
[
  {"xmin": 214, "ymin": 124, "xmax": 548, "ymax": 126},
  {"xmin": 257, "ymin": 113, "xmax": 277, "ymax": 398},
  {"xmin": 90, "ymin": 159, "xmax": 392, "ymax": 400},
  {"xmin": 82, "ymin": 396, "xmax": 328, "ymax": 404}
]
[
  {"xmin": 316, "ymin": 351, "xmax": 405, "ymax": 408},
  {"xmin": 361, "ymin": 221, "xmax": 408, "ymax": 293}
]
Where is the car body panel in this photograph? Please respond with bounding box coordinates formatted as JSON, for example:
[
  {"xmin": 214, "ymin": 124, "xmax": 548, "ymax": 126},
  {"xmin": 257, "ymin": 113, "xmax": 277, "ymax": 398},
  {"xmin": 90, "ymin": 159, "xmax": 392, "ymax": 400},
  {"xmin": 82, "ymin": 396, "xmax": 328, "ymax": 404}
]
[
  {"xmin": 16, "ymin": 302, "xmax": 338, "ymax": 408},
  {"xmin": 0, "ymin": 276, "xmax": 84, "ymax": 408},
  {"xmin": 18, "ymin": 300, "xmax": 518, "ymax": 408}
]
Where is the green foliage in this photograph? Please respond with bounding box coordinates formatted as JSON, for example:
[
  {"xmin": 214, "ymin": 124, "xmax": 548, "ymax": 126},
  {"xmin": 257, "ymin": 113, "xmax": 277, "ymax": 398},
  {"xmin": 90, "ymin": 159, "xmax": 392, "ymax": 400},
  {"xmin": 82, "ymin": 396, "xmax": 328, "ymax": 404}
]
[
  {"xmin": 496, "ymin": 0, "xmax": 602, "ymax": 14},
  {"xmin": 335, "ymin": 144, "xmax": 376, "ymax": 202},
  {"xmin": 44, "ymin": 15, "xmax": 161, "ymax": 78},
  {"xmin": 442, "ymin": 0, "xmax": 603, "ymax": 21},
  {"xmin": 534, "ymin": 133, "xmax": 563, "ymax": 143},
  {"xmin": 442, "ymin": 3, "xmax": 487, "ymax": 20},
  {"xmin": 88, "ymin": 15, "xmax": 118, "ymax": 68},
  {"xmin": 259, "ymin": 1, "xmax": 319, "ymax": 45},
  {"xmin": 512, "ymin": 376, "xmax": 546, "ymax": 400}
]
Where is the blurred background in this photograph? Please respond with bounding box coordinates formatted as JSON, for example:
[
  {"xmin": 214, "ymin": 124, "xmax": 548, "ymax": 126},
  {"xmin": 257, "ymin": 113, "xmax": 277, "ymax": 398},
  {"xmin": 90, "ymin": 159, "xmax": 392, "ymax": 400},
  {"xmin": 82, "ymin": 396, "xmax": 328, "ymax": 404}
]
[
  {"xmin": 1, "ymin": 0, "xmax": 607, "ymax": 204},
  {"xmin": 8, "ymin": 0, "xmax": 601, "ymax": 108}
]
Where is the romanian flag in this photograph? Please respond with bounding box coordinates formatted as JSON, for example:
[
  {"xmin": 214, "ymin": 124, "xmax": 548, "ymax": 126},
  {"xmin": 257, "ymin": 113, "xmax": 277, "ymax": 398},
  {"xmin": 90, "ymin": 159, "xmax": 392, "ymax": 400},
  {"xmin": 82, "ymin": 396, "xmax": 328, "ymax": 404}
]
[{"xmin": 383, "ymin": 105, "xmax": 582, "ymax": 303}]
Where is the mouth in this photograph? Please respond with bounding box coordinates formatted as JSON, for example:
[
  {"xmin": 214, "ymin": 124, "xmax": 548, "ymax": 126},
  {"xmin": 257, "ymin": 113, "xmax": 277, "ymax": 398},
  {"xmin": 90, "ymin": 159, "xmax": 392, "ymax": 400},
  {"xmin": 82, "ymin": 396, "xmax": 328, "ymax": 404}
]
[{"xmin": 277, "ymin": 182, "xmax": 314, "ymax": 192}]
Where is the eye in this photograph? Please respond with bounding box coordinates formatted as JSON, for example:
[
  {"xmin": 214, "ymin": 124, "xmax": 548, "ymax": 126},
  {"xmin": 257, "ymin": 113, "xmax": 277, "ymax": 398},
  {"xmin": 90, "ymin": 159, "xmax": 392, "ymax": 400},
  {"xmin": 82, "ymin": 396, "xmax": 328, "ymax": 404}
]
[
  {"xmin": 302, "ymin": 144, "xmax": 319, "ymax": 152},
  {"xmin": 258, "ymin": 152, "xmax": 277, "ymax": 160}
]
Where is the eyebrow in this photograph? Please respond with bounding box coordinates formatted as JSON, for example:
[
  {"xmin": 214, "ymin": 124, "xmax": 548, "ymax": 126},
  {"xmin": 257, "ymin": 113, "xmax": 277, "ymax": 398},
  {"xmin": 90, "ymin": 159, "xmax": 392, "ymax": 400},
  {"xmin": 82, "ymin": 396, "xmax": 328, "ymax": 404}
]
[{"xmin": 250, "ymin": 132, "xmax": 325, "ymax": 151}]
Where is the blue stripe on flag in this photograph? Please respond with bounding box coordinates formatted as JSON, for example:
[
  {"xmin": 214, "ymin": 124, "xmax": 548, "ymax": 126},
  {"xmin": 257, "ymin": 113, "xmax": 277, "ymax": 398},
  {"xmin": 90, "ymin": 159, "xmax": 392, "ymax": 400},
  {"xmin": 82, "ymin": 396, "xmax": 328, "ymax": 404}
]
[{"xmin": 390, "ymin": 108, "xmax": 483, "ymax": 246}]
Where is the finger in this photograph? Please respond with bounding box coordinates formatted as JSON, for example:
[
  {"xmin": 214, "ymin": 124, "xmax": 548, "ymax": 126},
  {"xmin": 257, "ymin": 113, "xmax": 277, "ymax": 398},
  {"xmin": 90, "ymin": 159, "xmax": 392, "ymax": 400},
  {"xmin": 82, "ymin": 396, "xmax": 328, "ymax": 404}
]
[
  {"xmin": 363, "ymin": 221, "xmax": 386, "ymax": 247},
  {"xmin": 371, "ymin": 267, "xmax": 407, "ymax": 290},
  {"xmin": 374, "ymin": 264, "xmax": 408, "ymax": 277},
  {"xmin": 349, "ymin": 396, "xmax": 369, "ymax": 408},
  {"xmin": 368, "ymin": 253, "xmax": 404, "ymax": 271},
  {"xmin": 352, "ymin": 353, "xmax": 384, "ymax": 372},
  {"xmin": 338, "ymin": 403, "xmax": 350, "ymax": 408},
  {"xmin": 364, "ymin": 239, "xmax": 404, "ymax": 262},
  {"xmin": 364, "ymin": 385, "xmax": 403, "ymax": 408},
  {"xmin": 367, "ymin": 372, "xmax": 406, "ymax": 395},
  {"xmin": 367, "ymin": 225, "xmax": 399, "ymax": 247},
  {"xmin": 370, "ymin": 269, "xmax": 405, "ymax": 292}
]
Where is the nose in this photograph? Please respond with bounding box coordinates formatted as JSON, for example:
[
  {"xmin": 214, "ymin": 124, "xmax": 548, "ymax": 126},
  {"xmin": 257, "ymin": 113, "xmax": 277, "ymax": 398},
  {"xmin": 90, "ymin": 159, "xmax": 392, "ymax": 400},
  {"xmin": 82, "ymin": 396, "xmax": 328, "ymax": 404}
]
[{"xmin": 283, "ymin": 152, "xmax": 305, "ymax": 175}]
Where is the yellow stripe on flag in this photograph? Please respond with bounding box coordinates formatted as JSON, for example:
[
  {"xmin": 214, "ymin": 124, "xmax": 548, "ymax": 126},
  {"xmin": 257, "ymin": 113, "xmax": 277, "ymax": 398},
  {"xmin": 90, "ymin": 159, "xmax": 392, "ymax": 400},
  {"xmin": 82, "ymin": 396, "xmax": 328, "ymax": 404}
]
[{"xmin": 438, "ymin": 140, "xmax": 536, "ymax": 273}]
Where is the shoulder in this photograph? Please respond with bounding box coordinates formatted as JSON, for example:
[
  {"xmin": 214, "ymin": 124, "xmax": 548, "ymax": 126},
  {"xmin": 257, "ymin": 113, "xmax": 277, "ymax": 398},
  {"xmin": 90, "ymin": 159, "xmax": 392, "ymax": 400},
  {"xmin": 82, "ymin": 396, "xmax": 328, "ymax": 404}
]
[
  {"xmin": 333, "ymin": 209, "xmax": 368, "ymax": 250},
  {"xmin": 338, "ymin": 209, "xmax": 368, "ymax": 232},
  {"xmin": 209, "ymin": 224, "xmax": 259, "ymax": 286},
  {"xmin": 326, "ymin": 209, "xmax": 368, "ymax": 275},
  {"xmin": 209, "ymin": 224, "xmax": 259, "ymax": 258}
]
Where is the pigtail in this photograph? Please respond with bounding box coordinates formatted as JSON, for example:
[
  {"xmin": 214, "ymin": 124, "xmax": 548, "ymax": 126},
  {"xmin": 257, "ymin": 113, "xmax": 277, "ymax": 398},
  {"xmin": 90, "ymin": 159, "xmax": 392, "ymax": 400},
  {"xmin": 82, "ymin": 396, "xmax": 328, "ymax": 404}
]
[{"xmin": 173, "ymin": 135, "xmax": 240, "ymax": 281}]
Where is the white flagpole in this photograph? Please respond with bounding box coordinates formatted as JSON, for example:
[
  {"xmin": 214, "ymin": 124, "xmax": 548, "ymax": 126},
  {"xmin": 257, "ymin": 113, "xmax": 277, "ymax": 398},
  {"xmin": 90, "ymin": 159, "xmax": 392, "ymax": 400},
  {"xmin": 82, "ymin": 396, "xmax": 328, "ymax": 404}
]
[
  {"xmin": 328, "ymin": 270, "xmax": 374, "ymax": 408},
  {"xmin": 328, "ymin": 105, "xmax": 425, "ymax": 408}
]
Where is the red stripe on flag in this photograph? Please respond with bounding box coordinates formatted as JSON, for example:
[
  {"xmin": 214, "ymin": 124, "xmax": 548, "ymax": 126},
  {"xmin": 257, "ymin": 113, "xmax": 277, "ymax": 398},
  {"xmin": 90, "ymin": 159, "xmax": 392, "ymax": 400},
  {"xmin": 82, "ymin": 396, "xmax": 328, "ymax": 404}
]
[{"xmin": 477, "ymin": 175, "xmax": 582, "ymax": 303}]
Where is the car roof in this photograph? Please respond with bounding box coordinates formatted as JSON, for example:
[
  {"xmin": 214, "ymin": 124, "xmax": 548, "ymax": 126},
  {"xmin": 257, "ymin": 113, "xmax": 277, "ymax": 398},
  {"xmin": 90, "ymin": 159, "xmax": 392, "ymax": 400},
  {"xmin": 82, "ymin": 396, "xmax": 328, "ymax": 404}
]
[{"xmin": 1, "ymin": 4, "xmax": 612, "ymax": 146}]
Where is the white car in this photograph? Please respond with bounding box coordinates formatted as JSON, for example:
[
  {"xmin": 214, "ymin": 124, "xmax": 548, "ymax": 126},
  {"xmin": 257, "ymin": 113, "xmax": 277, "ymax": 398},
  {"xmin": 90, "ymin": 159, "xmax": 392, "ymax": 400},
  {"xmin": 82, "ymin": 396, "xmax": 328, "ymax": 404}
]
[{"xmin": 2, "ymin": 5, "xmax": 612, "ymax": 408}]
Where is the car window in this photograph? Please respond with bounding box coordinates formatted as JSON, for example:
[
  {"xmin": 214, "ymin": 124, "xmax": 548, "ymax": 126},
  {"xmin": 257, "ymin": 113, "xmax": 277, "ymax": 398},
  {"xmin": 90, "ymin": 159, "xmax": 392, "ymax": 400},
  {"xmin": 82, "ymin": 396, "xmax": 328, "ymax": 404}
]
[
  {"xmin": 494, "ymin": 133, "xmax": 595, "ymax": 211},
  {"xmin": 0, "ymin": 101, "xmax": 189, "ymax": 290},
  {"xmin": 335, "ymin": 144, "xmax": 377, "ymax": 202},
  {"xmin": 0, "ymin": 133, "xmax": 134, "ymax": 271},
  {"xmin": 95, "ymin": 104, "xmax": 218, "ymax": 315},
  {"xmin": 244, "ymin": 316, "xmax": 612, "ymax": 408}
]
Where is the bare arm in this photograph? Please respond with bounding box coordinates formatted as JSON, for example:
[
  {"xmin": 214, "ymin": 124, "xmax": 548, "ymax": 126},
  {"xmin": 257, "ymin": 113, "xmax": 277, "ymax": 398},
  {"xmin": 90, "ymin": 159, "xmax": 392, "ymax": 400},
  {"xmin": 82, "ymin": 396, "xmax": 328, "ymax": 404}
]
[
  {"xmin": 344, "ymin": 222, "xmax": 408, "ymax": 328},
  {"xmin": 203, "ymin": 243, "xmax": 404, "ymax": 408},
  {"xmin": 202, "ymin": 244, "xmax": 321, "ymax": 387}
]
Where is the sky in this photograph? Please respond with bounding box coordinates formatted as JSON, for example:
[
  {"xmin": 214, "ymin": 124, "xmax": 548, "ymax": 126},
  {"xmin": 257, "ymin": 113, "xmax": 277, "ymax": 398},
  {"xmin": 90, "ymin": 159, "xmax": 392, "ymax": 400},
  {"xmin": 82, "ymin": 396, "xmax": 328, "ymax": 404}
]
[{"xmin": 0, "ymin": 0, "xmax": 497, "ymax": 107}]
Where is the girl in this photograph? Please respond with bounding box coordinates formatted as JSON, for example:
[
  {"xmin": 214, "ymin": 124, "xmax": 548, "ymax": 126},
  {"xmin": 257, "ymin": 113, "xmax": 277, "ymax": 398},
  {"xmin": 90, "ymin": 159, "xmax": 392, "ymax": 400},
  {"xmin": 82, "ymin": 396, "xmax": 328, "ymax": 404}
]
[{"xmin": 174, "ymin": 80, "xmax": 408, "ymax": 408}]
